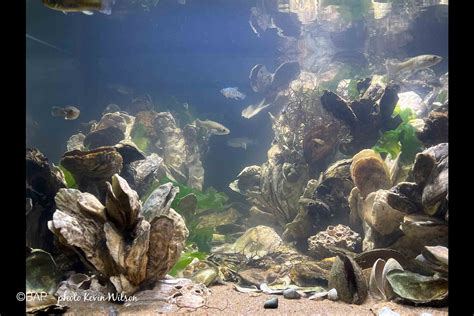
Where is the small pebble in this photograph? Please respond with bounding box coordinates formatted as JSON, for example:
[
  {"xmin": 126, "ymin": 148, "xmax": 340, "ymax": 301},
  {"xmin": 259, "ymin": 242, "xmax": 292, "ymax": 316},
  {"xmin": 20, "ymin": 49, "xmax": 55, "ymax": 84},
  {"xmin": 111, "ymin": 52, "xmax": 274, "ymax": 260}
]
[
  {"xmin": 263, "ymin": 297, "xmax": 278, "ymax": 309},
  {"xmin": 283, "ymin": 288, "xmax": 301, "ymax": 299},
  {"xmin": 378, "ymin": 307, "xmax": 400, "ymax": 316},
  {"xmin": 308, "ymin": 291, "xmax": 328, "ymax": 301},
  {"xmin": 327, "ymin": 288, "xmax": 338, "ymax": 301},
  {"xmin": 420, "ymin": 313, "xmax": 433, "ymax": 316}
]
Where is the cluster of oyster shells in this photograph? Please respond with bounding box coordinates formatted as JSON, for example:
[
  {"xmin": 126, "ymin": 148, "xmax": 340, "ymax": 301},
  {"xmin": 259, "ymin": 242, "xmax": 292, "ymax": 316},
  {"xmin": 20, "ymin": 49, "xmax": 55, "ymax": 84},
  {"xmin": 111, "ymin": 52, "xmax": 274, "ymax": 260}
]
[{"xmin": 48, "ymin": 174, "xmax": 188, "ymax": 295}]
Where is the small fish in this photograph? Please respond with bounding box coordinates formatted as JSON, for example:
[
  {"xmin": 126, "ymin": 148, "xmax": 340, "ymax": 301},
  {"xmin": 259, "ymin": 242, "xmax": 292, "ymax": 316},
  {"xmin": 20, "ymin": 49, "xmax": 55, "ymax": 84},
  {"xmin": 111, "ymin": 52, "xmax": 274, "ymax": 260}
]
[
  {"xmin": 195, "ymin": 119, "xmax": 230, "ymax": 135},
  {"xmin": 42, "ymin": 0, "xmax": 116, "ymax": 15},
  {"xmin": 51, "ymin": 106, "xmax": 80, "ymax": 120},
  {"xmin": 107, "ymin": 83, "xmax": 134, "ymax": 95},
  {"xmin": 386, "ymin": 55, "xmax": 442, "ymax": 77},
  {"xmin": 220, "ymin": 87, "xmax": 246, "ymax": 100},
  {"xmin": 226, "ymin": 137, "xmax": 256, "ymax": 150}
]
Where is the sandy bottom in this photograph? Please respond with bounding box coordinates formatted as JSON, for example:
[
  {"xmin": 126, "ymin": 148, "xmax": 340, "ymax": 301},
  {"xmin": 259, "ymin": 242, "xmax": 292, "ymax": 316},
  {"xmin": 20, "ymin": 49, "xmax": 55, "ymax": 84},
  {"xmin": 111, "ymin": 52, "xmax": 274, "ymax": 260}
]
[
  {"xmin": 183, "ymin": 284, "xmax": 448, "ymax": 316},
  {"xmin": 62, "ymin": 283, "xmax": 448, "ymax": 315}
]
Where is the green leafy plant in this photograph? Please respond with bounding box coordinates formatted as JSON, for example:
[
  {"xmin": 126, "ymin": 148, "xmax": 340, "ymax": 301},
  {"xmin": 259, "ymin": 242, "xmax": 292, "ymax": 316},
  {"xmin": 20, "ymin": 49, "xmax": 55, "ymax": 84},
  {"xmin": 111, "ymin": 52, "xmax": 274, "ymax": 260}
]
[
  {"xmin": 58, "ymin": 165, "xmax": 77, "ymax": 189},
  {"xmin": 168, "ymin": 250, "xmax": 207, "ymax": 277},
  {"xmin": 151, "ymin": 177, "xmax": 228, "ymax": 254},
  {"xmin": 373, "ymin": 105, "xmax": 423, "ymax": 163},
  {"xmin": 131, "ymin": 122, "xmax": 150, "ymax": 153},
  {"xmin": 162, "ymin": 177, "xmax": 229, "ymax": 213}
]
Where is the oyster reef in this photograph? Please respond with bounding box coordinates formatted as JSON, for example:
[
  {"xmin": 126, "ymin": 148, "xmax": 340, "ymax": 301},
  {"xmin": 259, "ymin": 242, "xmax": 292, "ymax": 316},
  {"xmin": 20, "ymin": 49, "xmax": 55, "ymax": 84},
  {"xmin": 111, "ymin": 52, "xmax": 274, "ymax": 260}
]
[{"xmin": 26, "ymin": 0, "xmax": 448, "ymax": 314}]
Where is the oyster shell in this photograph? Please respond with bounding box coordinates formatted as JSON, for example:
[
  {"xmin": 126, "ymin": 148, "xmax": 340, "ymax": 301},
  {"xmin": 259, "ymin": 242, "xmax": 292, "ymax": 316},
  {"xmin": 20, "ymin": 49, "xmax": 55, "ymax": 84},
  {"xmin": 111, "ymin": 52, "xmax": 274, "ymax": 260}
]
[
  {"xmin": 386, "ymin": 270, "xmax": 448, "ymax": 305},
  {"xmin": 84, "ymin": 126, "xmax": 125, "ymax": 149},
  {"xmin": 350, "ymin": 150, "xmax": 391, "ymax": 198},
  {"xmin": 60, "ymin": 147, "xmax": 123, "ymax": 200},
  {"xmin": 328, "ymin": 255, "xmax": 368, "ymax": 304}
]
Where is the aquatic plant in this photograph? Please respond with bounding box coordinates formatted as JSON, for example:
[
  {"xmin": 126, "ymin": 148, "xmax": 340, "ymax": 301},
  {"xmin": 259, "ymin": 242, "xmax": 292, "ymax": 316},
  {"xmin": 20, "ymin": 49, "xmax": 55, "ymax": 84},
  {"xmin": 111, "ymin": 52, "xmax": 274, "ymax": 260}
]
[
  {"xmin": 58, "ymin": 164, "xmax": 77, "ymax": 189},
  {"xmin": 158, "ymin": 177, "xmax": 228, "ymax": 252},
  {"xmin": 373, "ymin": 106, "xmax": 423, "ymax": 163},
  {"xmin": 163, "ymin": 177, "xmax": 229, "ymax": 212},
  {"xmin": 131, "ymin": 122, "xmax": 150, "ymax": 153},
  {"xmin": 169, "ymin": 250, "xmax": 207, "ymax": 277}
]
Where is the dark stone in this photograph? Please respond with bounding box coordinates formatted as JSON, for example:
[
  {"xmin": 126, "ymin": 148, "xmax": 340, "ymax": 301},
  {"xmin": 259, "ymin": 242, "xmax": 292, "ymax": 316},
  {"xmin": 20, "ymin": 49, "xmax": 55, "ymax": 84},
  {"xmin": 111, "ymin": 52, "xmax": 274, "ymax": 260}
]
[
  {"xmin": 26, "ymin": 148, "xmax": 66, "ymax": 251},
  {"xmin": 84, "ymin": 126, "xmax": 125, "ymax": 149},
  {"xmin": 379, "ymin": 84, "xmax": 401, "ymax": 124},
  {"xmin": 283, "ymin": 288, "xmax": 301, "ymax": 299},
  {"xmin": 320, "ymin": 90, "xmax": 358, "ymax": 127},
  {"xmin": 328, "ymin": 255, "xmax": 368, "ymax": 305},
  {"xmin": 264, "ymin": 297, "xmax": 279, "ymax": 309},
  {"xmin": 417, "ymin": 107, "xmax": 448, "ymax": 146}
]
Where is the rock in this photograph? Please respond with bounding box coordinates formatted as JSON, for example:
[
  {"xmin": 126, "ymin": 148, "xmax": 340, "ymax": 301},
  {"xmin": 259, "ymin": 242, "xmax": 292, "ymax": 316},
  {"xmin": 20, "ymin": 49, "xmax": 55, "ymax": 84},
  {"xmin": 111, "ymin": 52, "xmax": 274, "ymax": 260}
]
[
  {"xmin": 363, "ymin": 190, "xmax": 406, "ymax": 236},
  {"xmin": 263, "ymin": 297, "xmax": 279, "ymax": 309},
  {"xmin": 302, "ymin": 121, "xmax": 340, "ymax": 169},
  {"xmin": 142, "ymin": 182, "xmax": 179, "ymax": 221},
  {"xmin": 114, "ymin": 140, "xmax": 146, "ymax": 165},
  {"xmin": 66, "ymin": 133, "xmax": 85, "ymax": 151},
  {"xmin": 386, "ymin": 270, "xmax": 448, "ymax": 305},
  {"xmin": 378, "ymin": 307, "xmax": 400, "ymax": 316},
  {"xmin": 350, "ymin": 150, "xmax": 391, "ymax": 198},
  {"xmin": 418, "ymin": 107, "xmax": 448, "ymax": 146},
  {"xmin": 308, "ymin": 291, "xmax": 328, "ymax": 300},
  {"xmin": 124, "ymin": 153, "xmax": 164, "ymax": 196},
  {"xmin": 196, "ymin": 207, "xmax": 242, "ymax": 230},
  {"xmin": 84, "ymin": 126, "xmax": 125, "ymax": 149},
  {"xmin": 379, "ymin": 84, "xmax": 401, "ymax": 125},
  {"xmin": 328, "ymin": 255, "xmax": 367, "ymax": 304},
  {"xmin": 412, "ymin": 152, "xmax": 436, "ymax": 186},
  {"xmin": 327, "ymin": 288, "xmax": 338, "ymax": 301},
  {"xmin": 229, "ymin": 165, "xmax": 261, "ymax": 194},
  {"xmin": 387, "ymin": 182, "xmax": 423, "ymax": 214},
  {"xmin": 191, "ymin": 266, "xmax": 219, "ymax": 286},
  {"xmin": 26, "ymin": 148, "xmax": 66, "ymax": 251},
  {"xmin": 103, "ymin": 103, "xmax": 121, "ymax": 115},
  {"xmin": 283, "ymin": 288, "xmax": 301, "ymax": 299},
  {"xmin": 26, "ymin": 248, "xmax": 61, "ymax": 295},
  {"xmin": 48, "ymin": 175, "xmax": 188, "ymax": 295},
  {"xmin": 400, "ymin": 215, "xmax": 448, "ymax": 248},
  {"xmin": 422, "ymin": 154, "xmax": 448, "ymax": 216},
  {"xmin": 211, "ymin": 226, "xmax": 282, "ymax": 260},
  {"xmin": 320, "ymin": 90, "xmax": 358, "ymax": 127},
  {"xmin": 60, "ymin": 147, "xmax": 123, "ymax": 201},
  {"xmin": 93, "ymin": 112, "xmax": 135, "ymax": 140},
  {"xmin": 422, "ymin": 246, "xmax": 448, "ymax": 268},
  {"xmin": 307, "ymin": 224, "xmax": 361, "ymax": 259}
]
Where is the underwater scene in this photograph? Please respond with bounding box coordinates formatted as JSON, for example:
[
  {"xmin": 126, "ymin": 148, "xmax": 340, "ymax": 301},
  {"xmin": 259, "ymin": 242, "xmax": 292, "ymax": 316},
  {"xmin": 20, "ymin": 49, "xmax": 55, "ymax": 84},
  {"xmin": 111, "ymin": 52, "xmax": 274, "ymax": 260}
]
[{"xmin": 26, "ymin": 0, "xmax": 448, "ymax": 314}]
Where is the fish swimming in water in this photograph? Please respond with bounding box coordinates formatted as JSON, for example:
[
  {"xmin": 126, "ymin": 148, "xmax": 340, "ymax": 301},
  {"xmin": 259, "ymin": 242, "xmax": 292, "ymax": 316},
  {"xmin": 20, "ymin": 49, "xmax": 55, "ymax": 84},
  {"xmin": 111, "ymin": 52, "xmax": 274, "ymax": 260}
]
[
  {"xmin": 220, "ymin": 87, "xmax": 246, "ymax": 100},
  {"xmin": 42, "ymin": 0, "xmax": 116, "ymax": 15},
  {"xmin": 51, "ymin": 106, "xmax": 80, "ymax": 120},
  {"xmin": 243, "ymin": 61, "xmax": 300, "ymax": 119},
  {"xmin": 107, "ymin": 83, "xmax": 134, "ymax": 95},
  {"xmin": 226, "ymin": 137, "xmax": 256, "ymax": 150},
  {"xmin": 386, "ymin": 55, "xmax": 442, "ymax": 78},
  {"xmin": 195, "ymin": 119, "xmax": 230, "ymax": 135}
]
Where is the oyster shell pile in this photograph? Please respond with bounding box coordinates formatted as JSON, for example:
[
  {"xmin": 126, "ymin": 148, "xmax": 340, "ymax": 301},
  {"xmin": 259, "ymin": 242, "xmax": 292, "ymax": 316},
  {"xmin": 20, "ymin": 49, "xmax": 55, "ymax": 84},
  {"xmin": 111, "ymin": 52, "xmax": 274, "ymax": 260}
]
[{"xmin": 48, "ymin": 175, "xmax": 188, "ymax": 295}]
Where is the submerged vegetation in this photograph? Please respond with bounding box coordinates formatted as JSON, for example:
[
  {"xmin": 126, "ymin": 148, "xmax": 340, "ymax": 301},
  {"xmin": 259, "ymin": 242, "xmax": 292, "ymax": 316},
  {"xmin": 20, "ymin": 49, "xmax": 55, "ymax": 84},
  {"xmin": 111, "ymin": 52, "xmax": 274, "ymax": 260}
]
[
  {"xmin": 131, "ymin": 122, "xmax": 150, "ymax": 153},
  {"xmin": 373, "ymin": 106, "xmax": 423, "ymax": 163},
  {"xmin": 58, "ymin": 164, "xmax": 77, "ymax": 189}
]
